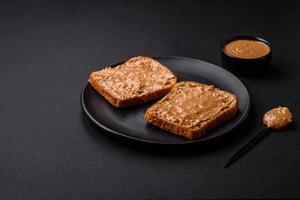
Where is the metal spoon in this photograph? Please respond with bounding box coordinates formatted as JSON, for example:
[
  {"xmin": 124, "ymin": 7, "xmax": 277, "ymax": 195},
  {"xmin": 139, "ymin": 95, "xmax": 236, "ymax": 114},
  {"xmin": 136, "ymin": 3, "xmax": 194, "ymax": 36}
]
[{"xmin": 223, "ymin": 106, "xmax": 292, "ymax": 168}]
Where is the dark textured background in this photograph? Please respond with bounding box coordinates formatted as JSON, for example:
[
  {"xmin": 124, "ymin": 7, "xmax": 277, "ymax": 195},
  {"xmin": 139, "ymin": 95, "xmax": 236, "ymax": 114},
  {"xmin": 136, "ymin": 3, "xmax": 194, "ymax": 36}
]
[{"xmin": 1, "ymin": 0, "xmax": 300, "ymax": 199}]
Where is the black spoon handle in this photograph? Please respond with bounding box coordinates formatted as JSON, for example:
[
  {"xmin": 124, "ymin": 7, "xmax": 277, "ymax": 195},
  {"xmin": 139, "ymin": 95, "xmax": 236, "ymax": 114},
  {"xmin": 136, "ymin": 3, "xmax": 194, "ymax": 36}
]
[{"xmin": 223, "ymin": 127, "xmax": 270, "ymax": 168}]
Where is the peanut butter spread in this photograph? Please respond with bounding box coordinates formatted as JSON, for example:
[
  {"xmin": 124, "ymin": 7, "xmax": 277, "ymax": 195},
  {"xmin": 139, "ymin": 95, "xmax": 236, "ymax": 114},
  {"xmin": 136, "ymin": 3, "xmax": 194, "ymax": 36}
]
[
  {"xmin": 263, "ymin": 106, "xmax": 292, "ymax": 130},
  {"xmin": 224, "ymin": 39, "xmax": 270, "ymax": 59},
  {"xmin": 152, "ymin": 82, "xmax": 237, "ymax": 127},
  {"xmin": 90, "ymin": 57, "xmax": 176, "ymax": 100}
]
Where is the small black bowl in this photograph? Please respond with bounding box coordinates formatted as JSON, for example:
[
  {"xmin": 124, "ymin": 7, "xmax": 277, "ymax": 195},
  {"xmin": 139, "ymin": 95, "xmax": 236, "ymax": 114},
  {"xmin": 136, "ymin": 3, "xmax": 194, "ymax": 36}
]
[{"xmin": 221, "ymin": 35, "xmax": 272, "ymax": 77}]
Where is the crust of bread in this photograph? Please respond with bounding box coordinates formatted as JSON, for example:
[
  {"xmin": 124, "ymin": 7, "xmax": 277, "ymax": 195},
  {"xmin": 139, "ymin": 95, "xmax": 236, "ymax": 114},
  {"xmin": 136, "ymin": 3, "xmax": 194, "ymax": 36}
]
[
  {"xmin": 88, "ymin": 56, "xmax": 177, "ymax": 107},
  {"xmin": 144, "ymin": 81, "xmax": 238, "ymax": 139}
]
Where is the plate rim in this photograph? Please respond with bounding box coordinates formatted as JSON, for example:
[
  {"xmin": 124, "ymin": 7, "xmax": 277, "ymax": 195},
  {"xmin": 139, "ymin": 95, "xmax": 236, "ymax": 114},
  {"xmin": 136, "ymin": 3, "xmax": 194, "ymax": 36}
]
[{"xmin": 81, "ymin": 56, "xmax": 251, "ymax": 145}]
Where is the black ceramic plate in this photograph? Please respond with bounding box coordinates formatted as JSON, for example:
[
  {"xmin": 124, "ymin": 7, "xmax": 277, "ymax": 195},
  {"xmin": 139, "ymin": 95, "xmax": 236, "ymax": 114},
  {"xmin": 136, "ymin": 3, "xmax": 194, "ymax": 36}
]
[{"xmin": 81, "ymin": 56, "xmax": 250, "ymax": 144}]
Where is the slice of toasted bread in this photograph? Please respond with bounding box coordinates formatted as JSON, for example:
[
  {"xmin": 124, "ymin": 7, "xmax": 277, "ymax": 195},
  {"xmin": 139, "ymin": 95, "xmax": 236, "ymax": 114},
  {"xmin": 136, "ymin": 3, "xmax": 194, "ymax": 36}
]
[
  {"xmin": 88, "ymin": 56, "xmax": 177, "ymax": 107},
  {"xmin": 144, "ymin": 81, "xmax": 238, "ymax": 139}
]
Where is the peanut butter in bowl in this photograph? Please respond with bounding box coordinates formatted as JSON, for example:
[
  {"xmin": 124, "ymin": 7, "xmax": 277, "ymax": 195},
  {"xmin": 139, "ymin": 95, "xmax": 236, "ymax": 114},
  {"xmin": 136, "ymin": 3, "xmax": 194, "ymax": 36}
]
[
  {"xmin": 224, "ymin": 39, "xmax": 270, "ymax": 59},
  {"xmin": 220, "ymin": 35, "xmax": 272, "ymax": 76}
]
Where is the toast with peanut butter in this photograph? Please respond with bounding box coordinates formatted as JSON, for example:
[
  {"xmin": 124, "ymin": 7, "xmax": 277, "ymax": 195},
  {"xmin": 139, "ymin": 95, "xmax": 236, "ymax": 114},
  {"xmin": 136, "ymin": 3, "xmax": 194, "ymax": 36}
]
[
  {"xmin": 88, "ymin": 56, "xmax": 177, "ymax": 107},
  {"xmin": 144, "ymin": 81, "xmax": 238, "ymax": 139}
]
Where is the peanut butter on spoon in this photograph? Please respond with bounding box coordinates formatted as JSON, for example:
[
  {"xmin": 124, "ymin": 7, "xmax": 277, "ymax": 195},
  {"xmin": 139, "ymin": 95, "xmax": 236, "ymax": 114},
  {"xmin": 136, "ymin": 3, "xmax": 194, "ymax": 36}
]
[
  {"xmin": 263, "ymin": 106, "xmax": 293, "ymax": 130},
  {"xmin": 223, "ymin": 106, "xmax": 293, "ymax": 168}
]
